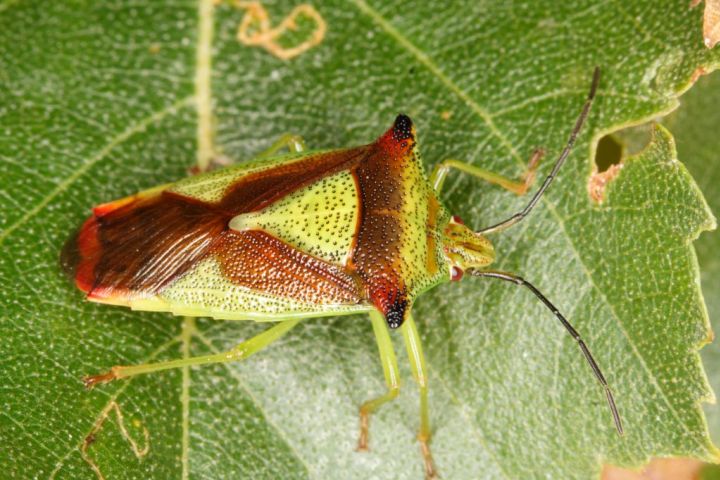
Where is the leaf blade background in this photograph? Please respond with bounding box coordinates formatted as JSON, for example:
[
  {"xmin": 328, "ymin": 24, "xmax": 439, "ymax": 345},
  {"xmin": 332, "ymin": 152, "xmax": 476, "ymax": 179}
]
[
  {"xmin": 662, "ymin": 72, "xmax": 720, "ymax": 446},
  {"xmin": 1, "ymin": 1, "xmax": 719, "ymax": 479}
]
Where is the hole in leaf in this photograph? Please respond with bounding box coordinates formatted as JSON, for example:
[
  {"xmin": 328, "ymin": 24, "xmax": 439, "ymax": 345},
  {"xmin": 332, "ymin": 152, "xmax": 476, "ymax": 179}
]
[
  {"xmin": 595, "ymin": 134, "xmax": 624, "ymax": 173},
  {"xmin": 590, "ymin": 134, "xmax": 626, "ymax": 203},
  {"xmin": 590, "ymin": 124, "xmax": 655, "ymax": 203}
]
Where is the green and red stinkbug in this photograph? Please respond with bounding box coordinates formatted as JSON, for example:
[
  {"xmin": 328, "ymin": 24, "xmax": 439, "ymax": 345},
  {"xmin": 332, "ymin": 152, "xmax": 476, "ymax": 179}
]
[{"xmin": 62, "ymin": 67, "xmax": 620, "ymax": 479}]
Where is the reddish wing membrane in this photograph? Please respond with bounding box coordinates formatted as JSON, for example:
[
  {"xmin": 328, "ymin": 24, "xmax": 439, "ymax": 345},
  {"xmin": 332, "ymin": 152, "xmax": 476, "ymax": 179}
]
[{"xmin": 62, "ymin": 192, "xmax": 226, "ymax": 300}]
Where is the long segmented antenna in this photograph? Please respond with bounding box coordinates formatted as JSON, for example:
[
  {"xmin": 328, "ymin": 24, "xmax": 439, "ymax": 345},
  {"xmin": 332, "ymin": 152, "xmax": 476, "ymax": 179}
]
[
  {"xmin": 468, "ymin": 269, "xmax": 623, "ymax": 435},
  {"xmin": 478, "ymin": 67, "xmax": 601, "ymax": 235}
]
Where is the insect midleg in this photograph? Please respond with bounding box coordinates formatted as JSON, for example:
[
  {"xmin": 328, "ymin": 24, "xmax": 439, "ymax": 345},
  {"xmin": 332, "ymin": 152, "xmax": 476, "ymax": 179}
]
[
  {"xmin": 83, "ymin": 319, "xmax": 302, "ymax": 388},
  {"xmin": 477, "ymin": 67, "xmax": 601, "ymax": 235},
  {"xmin": 429, "ymin": 149, "xmax": 543, "ymax": 196},
  {"xmin": 357, "ymin": 310, "xmax": 401, "ymax": 451},
  {"xmin": 468, "ymin": 269, "xmax": 623, "ymax": 435},
  {"xmin": 256, "ymin": 133, "xmax": 306, "ymax": 158},
  {"xmin": 401, "ymin": 313, "xmax": 437, "ymax": 480}
]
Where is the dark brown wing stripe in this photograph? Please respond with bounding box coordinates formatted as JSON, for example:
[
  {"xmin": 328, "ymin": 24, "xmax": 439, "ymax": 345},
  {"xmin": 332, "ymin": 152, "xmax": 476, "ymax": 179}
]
[
  {"xmin": 219, "ymin": 147, "xmax": 367, "ymax": 213},
  {"xmin": 64, "ymin": 147, "xmax": 369, "ymax": 303}
]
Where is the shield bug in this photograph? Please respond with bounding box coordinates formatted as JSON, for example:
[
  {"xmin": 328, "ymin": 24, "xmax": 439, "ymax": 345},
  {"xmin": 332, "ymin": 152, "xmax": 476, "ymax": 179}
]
[{"xmin": 63, "ymin": 67, "xmax": 619, "ymax": 479}]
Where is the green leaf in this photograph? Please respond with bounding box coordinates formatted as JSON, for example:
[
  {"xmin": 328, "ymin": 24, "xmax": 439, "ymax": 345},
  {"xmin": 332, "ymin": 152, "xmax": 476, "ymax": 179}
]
[
  {"xmin": 662, "ymin": 72, "xmax": 720, "ymax": 445},
  {"xmin": 0, "ymin": 1, "xmax": 718, "ymax": 479}
]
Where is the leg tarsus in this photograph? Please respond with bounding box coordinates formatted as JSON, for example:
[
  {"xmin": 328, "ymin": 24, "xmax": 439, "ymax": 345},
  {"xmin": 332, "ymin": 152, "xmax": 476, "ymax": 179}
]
[
  {"xmin": 356, "ymin": 385, "xmax": 399, "ymax": 451},
  {"xmin": 418, "ymin": 433, "xmax": 438, "ymax": 480},
  {"xmin": 83, "ymin": 368, "xmax": 120, "ymax": 389},
  {"xmin": 520, "ymin": 148, "xmax": 544, "ymax": 194},
  {"xmin": 357, "ymin": 409, "xmax": 370, "ymax": 452}
]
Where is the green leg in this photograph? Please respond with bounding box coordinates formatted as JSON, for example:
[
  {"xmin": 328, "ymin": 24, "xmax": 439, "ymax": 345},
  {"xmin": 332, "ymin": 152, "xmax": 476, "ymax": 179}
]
[
  {"xmin": 401, "ymin": 314, "xmax": 437, "ymax": 480},
  {"xmin": 256, "ymin": 133, "xmax": 306, "ymax": 158},
  {"xmin": 429, "ymin": 148, "xmax": 543, "ymax": 195},
  {"xmin": 84, "ymin": 319, "xmax": 301, "ymax": 388},
  {"xmin": 357, "ymin": 310, "xmax": 401, "ymax": 451}
]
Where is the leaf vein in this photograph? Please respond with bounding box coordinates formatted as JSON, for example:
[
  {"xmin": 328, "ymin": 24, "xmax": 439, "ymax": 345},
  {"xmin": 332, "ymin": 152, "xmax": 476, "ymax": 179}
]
[
  {"xmin": 193, "ymin": 330, "xmax": 317, "ymax": 479},
  {"xmin": 0, "ymin": 95, "xmax": 194, "ymax": 245},
  {"xmin": 541, "ymin": 198, "xmax": 708, "ymax": 449},
  {"xmin": 48, "ymin": 335, "xmax": 183, "ymax": 480},
  {"xmin": 349, "ymin": 0, "xmax": 523, "ymax": 163}
]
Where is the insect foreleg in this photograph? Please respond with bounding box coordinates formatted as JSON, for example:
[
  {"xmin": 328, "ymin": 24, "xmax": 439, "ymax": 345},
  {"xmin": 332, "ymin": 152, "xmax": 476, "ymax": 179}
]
[
  {"xmin": 477, "ymin": 67, "xmax": 600, "ymax": 235},
  {"xmin": 468, "ymin": 268, "xmax": 623, "ymax": 435},
  {"xmin": 357, "ymin": 310, "xmax": 401, "ymax": 452},
  {"xmin": 430, "ymin": 149, "xmax": 542, "ymax": 195},
  {"xmin": 257, "ymin": 133, "xmax": 307, "ymax": 158},
  {"xmin": 401, "ymin": 313, "xmax": 437, "ymax": 480},
  {"xmin": 83, "ymin": 319, "xmax": 302, "ymax": 388}
]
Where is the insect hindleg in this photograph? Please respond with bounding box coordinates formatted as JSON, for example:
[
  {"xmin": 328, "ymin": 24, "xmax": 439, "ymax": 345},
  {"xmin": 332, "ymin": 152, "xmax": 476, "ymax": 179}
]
[
  {"xmin": 84, "ymin": 319, "xmax": 302, "ymax": 388},
  {"xmin": 468, "ymin": 269, "xmax": 623, "ymax": 435},
  {"xmin": 357, "ymin": 310, "xmax": 400, "ymax": 451},
  {"xmin": 430, "ymin": 149, "xmax": 543, "ymax": 195},
  {"xmin": 401, "ymin": 313, "xmax": 437, "ymax": 480},
  {"xmin": 477, "ymin": 67, "xmax": 601, "ymax": 235},
  {"xmin": 257, "ymin": 133, "xmax": 306, "ymax": 158}
]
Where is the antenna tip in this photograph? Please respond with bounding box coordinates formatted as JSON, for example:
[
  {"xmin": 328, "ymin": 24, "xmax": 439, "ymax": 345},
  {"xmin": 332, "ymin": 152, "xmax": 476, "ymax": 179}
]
[{"xmin": 605, "ymin": 387, "xmax": 624, "ymax": 436}]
